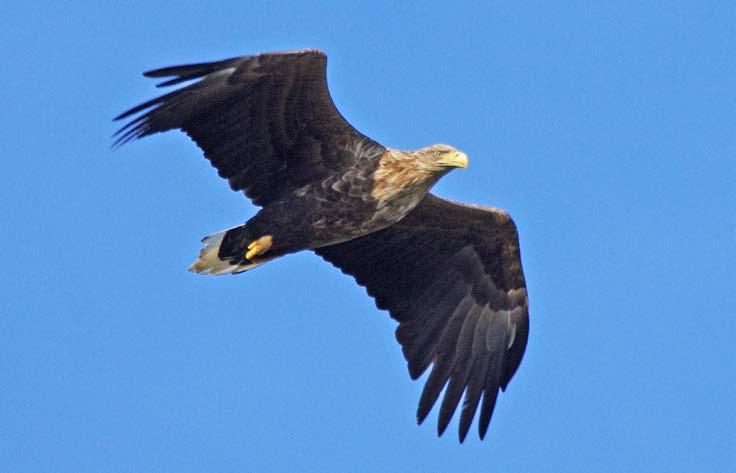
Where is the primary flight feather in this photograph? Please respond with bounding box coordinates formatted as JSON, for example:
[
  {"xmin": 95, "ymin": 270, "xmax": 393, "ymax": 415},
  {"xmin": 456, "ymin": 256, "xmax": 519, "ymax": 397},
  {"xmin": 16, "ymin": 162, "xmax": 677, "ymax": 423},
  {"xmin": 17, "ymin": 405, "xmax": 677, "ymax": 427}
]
[{"xmin": 115, "ymin": 49, "xmax": 529, "ymax": 442}]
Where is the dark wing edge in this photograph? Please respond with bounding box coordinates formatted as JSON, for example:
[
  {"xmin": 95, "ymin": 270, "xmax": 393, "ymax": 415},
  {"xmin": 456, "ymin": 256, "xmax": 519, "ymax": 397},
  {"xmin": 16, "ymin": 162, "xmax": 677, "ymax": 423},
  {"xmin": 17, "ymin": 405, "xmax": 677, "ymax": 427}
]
[
  {"xmin": 113, "ymin": 54, "xmax": 245, "ymax": 146},
  {"xmin": 314, "ymin": 194, "xmax": 529, "ymax": 442},
  {"xmin": 114, "ymin": 49, "xmax": 385, "ymax": 206}
]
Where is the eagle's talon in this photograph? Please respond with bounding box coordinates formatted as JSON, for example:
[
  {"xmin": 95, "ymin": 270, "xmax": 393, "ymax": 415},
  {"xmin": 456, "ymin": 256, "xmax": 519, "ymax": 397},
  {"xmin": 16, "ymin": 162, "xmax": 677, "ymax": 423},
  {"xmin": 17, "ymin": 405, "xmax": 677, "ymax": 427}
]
[{"xmin": 245, "ymin": 235, "xmax": 273, "ymax": 260}]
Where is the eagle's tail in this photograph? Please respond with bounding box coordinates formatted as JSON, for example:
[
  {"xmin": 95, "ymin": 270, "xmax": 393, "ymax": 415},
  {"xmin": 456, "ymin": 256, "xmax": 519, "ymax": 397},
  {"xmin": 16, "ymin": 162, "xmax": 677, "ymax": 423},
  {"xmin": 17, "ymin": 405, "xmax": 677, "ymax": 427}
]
[{"xmin": 188, "ymin": 226, "xmax": 274, "ymax": 275}]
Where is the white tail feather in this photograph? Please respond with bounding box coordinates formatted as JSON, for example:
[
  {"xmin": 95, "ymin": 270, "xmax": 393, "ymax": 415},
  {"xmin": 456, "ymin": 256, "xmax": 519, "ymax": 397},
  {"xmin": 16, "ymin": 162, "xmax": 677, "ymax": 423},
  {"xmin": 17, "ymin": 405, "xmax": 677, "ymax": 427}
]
[{"xmin": 188, "ymin": 231, "xmax": 232, "ymax": 275}]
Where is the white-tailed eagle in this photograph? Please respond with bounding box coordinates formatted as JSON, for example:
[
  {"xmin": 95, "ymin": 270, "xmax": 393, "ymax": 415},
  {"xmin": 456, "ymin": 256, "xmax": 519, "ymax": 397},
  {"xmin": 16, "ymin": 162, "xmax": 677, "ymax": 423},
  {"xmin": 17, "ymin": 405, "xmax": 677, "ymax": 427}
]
[{"xmin": 115, "ymin": 49, "xmax": 529, "ymax": 442}]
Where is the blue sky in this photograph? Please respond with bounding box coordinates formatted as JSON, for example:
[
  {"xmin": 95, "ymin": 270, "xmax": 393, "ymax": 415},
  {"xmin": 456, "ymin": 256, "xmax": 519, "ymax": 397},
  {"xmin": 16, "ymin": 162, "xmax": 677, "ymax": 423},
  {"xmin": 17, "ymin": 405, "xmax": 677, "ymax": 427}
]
[{"xmin": 2, "ymin": 1, "xmax": 734, "ymax": 472}]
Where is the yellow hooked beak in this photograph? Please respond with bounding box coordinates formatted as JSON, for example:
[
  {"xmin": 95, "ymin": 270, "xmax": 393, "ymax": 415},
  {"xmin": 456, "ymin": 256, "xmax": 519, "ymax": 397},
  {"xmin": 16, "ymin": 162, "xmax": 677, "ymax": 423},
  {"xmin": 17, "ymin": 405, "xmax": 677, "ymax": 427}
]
[{"xmin": 438, "ymin": 151, "xmax": 469, "ymax": 169}]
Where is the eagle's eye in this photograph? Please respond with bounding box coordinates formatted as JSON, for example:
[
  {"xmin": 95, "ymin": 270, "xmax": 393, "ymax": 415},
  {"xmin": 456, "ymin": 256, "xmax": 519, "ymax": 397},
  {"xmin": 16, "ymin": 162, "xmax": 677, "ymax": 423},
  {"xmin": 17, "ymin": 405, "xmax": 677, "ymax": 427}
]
[{"xmin": 436, "ymin": 150, "xmax": 446, "ymax": 157}]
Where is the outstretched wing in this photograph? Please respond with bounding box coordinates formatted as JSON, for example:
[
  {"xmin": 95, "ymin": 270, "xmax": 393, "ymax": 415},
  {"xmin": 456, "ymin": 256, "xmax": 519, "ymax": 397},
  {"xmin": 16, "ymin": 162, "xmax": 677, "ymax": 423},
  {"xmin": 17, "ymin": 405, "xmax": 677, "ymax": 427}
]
[
  {"xmin": 315, "ymin": 194, "xmax": 529, "ymax": 442},
  {"xmin": 115, "ymin": 49, "xmax": 385, "ymax": 206}
]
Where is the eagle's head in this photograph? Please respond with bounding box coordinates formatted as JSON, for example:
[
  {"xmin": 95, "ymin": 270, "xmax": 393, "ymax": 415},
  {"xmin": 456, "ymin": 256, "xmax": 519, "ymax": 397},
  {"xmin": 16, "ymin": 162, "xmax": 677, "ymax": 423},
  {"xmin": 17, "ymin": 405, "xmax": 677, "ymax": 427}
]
[
  {"xmin": 415, "ymin": 144, "xmax": 469, "ymax": 173},
  {"xmin": 373, "ymin": 144, "xmax": 469, "ymax": 203}
]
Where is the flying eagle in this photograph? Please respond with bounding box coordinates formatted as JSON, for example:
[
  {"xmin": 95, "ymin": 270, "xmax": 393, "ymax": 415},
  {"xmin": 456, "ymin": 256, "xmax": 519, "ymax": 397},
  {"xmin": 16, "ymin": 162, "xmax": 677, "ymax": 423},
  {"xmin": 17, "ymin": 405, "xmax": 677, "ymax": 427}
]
[{"xmin": 115, "ymin": 49, "xmax": 529, "ymax": 442}]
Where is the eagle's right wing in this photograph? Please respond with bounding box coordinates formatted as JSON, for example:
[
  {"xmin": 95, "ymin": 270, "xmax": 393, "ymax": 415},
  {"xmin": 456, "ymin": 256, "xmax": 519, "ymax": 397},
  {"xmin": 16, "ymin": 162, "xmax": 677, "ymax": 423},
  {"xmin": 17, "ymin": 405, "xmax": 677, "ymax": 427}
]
[{"xmin": 115, "ymin": 49, "xmax": 384, "ymax": 207}]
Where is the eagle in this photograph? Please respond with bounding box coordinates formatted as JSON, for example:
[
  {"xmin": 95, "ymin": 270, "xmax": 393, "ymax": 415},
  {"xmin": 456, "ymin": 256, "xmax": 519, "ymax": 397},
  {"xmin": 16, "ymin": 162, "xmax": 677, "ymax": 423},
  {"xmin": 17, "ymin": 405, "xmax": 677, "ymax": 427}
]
[{"xmin": 115, "ymin": 49, "xmax": 529, "ymax": 442}]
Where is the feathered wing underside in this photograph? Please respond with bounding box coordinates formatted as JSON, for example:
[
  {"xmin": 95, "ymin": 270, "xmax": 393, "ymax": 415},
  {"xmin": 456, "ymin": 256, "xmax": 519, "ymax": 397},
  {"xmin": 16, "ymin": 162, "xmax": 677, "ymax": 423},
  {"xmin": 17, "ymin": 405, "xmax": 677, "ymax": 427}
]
[
  {"xmin": 114, "ymin": 49, "xmax": 385, "ymax": 206},
  {"xmin": 315, "ymin": 195, "xmax": 529, "ymax": 442}
]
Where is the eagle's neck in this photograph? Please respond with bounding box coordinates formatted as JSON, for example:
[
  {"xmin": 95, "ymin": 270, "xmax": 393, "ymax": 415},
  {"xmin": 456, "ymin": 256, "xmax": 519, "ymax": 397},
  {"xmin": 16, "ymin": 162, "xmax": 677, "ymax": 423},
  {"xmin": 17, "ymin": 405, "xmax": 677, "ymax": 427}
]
[{"xmin": 370, "ymin": 148, "xmax": 441, "ymax": 204}]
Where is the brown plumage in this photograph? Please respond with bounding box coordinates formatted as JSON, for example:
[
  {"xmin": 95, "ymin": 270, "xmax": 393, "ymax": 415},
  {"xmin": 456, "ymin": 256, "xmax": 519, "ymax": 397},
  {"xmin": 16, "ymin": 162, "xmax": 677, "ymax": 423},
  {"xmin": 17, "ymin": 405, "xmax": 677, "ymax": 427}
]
[{"xmin": 115, "ymin": 49, "xmax": 529, "ymax": 442}]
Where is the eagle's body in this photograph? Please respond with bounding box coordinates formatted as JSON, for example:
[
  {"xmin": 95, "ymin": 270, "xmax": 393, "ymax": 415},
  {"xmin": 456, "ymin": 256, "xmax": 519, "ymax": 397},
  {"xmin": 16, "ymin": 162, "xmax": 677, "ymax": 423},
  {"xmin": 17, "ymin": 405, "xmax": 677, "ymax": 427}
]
[
  {"xmin": 214, "ymin": 147, "xmax": 450, "ymax": 273},
  {"xmin": 116, "ymin": 49, "xmax": 529, "ymax": 442}
]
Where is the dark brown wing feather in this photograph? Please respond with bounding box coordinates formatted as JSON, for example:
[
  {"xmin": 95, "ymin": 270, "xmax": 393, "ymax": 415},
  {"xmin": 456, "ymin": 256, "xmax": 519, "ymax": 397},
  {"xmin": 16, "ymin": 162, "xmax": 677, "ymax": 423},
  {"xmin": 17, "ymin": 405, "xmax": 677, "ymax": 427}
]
[
  {"xmin": 114, "ymin": 49, "xmax": 384, "ymax": 206},
  {"xmin": 315, "ymin": 194, "xmax": 529, "ymax": 442}
]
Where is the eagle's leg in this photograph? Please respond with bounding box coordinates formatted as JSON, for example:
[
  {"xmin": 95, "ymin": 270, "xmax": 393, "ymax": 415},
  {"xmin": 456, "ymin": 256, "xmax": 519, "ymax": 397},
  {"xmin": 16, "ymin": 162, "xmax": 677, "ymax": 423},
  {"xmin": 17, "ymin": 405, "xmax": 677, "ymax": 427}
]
[{"xmin": 245, "ymin": 235, "xmax": 273, "ymax": 260}]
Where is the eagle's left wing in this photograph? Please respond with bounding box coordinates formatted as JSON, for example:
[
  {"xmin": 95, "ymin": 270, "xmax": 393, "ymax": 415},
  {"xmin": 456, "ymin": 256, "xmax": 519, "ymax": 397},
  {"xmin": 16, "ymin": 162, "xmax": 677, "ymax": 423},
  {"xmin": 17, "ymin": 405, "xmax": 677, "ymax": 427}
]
[{"xmin": 315, "ymin": 194, "xmax": 529, "ymax": 442}]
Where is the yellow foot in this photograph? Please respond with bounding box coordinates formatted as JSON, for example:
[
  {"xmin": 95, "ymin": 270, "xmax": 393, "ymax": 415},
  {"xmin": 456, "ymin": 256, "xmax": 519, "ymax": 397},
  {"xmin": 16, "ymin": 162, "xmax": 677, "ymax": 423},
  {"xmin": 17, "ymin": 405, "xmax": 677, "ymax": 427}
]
[{"xmin": 245, "ymin": 235, "xmax": 273, "ymax": 260}]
